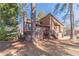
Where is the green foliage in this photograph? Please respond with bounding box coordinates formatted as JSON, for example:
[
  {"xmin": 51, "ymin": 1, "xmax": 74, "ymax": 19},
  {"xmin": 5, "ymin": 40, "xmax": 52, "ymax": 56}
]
[
  {"xmin": 0, "ymin": 3, "xmax": 18, "ymax": 26},
  {"xmin": 0, "ymin": 24, "xmax": 17, "ymax": 41},
  {"xmin": 37, "ymin": 11, "xmax": 46, "ymax": 21},
  {"xmin": 18, "ymin": 3, "xmax": 28, "ymax": 16},
  {"xmin": 0, "ymin": 25, "xmax": 6, "ymax": 40},
  {"xmin": 0, "ymin": 3, "xmax": 18, "ymax": 41}
]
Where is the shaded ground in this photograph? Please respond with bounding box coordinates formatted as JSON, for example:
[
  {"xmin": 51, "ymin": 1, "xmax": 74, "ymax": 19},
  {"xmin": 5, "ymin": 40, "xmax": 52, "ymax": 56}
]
[{"xmin": 0, "ymin": 39, "xmax": 79, "ymax": 56}]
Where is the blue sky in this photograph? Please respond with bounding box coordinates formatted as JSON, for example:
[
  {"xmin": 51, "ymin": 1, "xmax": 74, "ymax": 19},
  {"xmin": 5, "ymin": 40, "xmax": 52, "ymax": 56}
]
[
  {"xmin": 36, "ymin": 3, "xmax": 56, "ymax": 15},
  {"xmin": 27, "ymin": 3, "xmax": 56, "ymax": 19}
]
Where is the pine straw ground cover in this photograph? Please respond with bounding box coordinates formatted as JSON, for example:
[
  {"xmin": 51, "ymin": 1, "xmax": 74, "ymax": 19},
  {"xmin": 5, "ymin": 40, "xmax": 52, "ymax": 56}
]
[{"xmin": 0, "ymin": 39, "xmax": 79, "ymax": 56}]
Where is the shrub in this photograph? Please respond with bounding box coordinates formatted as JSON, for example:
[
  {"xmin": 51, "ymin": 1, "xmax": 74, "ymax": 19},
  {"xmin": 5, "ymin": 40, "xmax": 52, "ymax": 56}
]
[{"xmin": 0, "ymin": 25, "xmax": 17, "ymax": 41}]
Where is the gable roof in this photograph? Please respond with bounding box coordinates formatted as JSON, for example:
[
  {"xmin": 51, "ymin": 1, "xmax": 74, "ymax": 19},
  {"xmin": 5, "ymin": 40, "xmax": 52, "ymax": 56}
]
[{"xmin": 40, "ymin": 13, "xmax": 64, "ymax": 26}]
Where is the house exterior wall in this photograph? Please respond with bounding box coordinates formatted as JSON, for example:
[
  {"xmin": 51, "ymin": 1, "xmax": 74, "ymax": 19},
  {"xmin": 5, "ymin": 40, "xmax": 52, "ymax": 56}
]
[
  {"xmin": 58, "ymin": 25, "xmax": 64, "ymax": 39},
  {"xmin": 40, "ymin": 15, "xmax": 50, "ymax": 26},
  {"xmin": 35, "ymin": 26, "xmax": 49, "ymax": 40},
  {"xmin": 23, "ymin": 14, "xmax": 64, "ymax": 40},
  {"xmin": 55, "ymin": 25, "xmax": 60, "ymax": 33},
  {"xmin": 40, "ymin": 14, "xmax": 64, "ymax": 39},
  {"xmin": 51, "ymin": 21, "xmax": 54, "ymax": 30}
]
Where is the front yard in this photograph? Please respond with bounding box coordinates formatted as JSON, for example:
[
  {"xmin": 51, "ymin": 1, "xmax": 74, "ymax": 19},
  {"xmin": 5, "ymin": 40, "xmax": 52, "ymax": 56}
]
[{"xmin": 0, "ymin": 39, "xmax": 79, "ymax": 56}]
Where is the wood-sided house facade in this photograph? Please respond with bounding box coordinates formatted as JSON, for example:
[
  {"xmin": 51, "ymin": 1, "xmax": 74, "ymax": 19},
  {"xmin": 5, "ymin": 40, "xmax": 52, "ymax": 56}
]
[
  {"xmin": 21, "ymin": 13, "xmax": 64, "ymax": 40},
  {"xmin": 38, "ymin": 13, "xmax": 64, "ymax": 39}
]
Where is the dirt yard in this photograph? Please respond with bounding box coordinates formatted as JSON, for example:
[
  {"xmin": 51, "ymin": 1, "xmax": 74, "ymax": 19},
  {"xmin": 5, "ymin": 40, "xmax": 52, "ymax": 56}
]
[{"xmin": 0, "ymin": 39, "xmax": 79, "ymax": 56}]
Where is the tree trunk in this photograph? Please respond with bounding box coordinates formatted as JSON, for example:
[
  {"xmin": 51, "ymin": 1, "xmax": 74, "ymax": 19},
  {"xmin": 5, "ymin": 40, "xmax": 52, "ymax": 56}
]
[
  {"xmin": 70, "ymin": 3, "xmax": 75, "ymax": 39},
  {"xmin": 31, "ymin": 3, "xmax": 36, "ymax": 40}
]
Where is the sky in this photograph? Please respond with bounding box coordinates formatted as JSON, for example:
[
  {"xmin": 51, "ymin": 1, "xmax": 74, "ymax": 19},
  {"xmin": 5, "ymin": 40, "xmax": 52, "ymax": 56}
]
[
  {"xmin": 18, "ymin": 3, "xmax": 79, "ymax": 33},
  {"xmin": 26, "ymin": 3, "xmax": 79, "ymax": 25},
  {"xmin": 27, "ymin": 3, "xmax": 57, "ymax": 19}
]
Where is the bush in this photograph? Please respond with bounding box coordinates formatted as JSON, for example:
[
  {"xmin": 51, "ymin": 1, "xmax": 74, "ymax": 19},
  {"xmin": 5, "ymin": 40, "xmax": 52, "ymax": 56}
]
[{"xmin": 0, "ymin": 25, "xmax": 18, "ymax": 41}]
